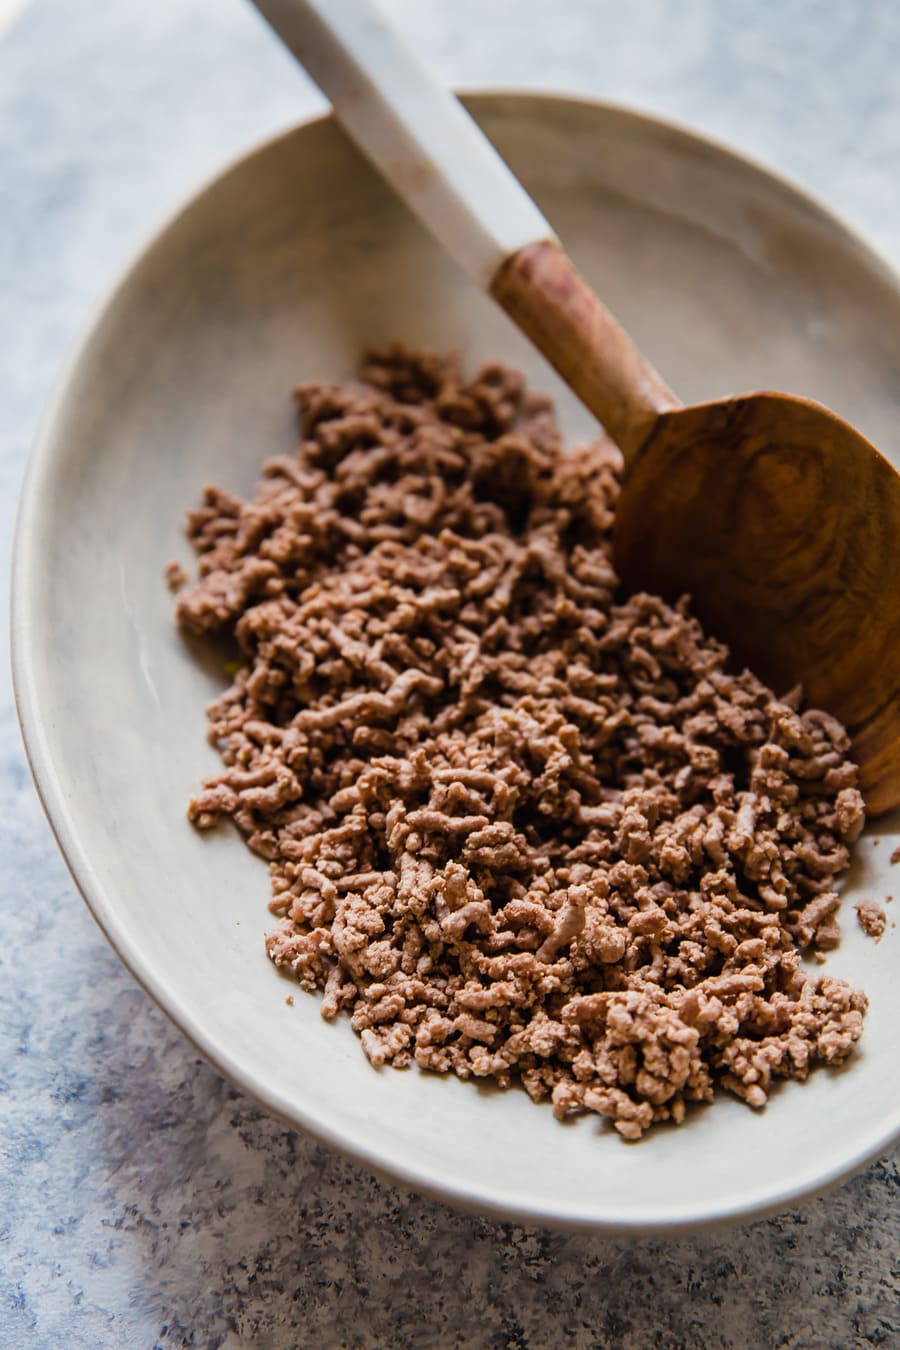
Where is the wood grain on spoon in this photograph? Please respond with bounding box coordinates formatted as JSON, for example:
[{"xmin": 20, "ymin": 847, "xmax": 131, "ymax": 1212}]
[{"xmin": 492, "ymin": 241, "xmax": 900, "ymax": 813}]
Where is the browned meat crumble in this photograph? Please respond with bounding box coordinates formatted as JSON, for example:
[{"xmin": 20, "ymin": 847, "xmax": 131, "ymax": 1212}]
[
  {"xmin": 855, "ymin": 900, "xmax": 887, "ymax": 942},
  {"xmin": 175, "ymin": 348, "xmax": 868, "ymax": 1139},
  {"xmin": 165, "ymin": 559, "xmax": 189, "ymax": 592}
]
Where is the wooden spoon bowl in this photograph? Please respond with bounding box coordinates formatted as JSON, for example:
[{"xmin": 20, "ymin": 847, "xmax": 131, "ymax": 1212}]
[
  {"xmin": 614, "ymin": 395, "xmax": 900, "ymax": 811},
  {"xmin": 493, "ymin": 241, "xmax": 900, "ymax": 811}
]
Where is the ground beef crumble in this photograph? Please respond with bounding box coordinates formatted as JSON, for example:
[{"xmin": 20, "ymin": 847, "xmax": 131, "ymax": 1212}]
[
  {"xmin": 165, "ymin": 559, "xmax": 188, "ymax": 592},
  {"xmin": 855, "ymin": 900, "xmax": 887, "ymax": 942},
  {"xmin": 174, "ymin": 347, "xmax": 868, "ymax": 1140}
]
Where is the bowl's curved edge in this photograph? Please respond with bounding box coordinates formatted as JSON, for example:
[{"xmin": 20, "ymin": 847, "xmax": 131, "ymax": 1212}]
[
  {"xmin": 464, "ymin": 87, "xmax": 900, "ymax": 295},
  {"xmin": 10, "ymin": 91, "xmax": 900, "ymax": 1234}
]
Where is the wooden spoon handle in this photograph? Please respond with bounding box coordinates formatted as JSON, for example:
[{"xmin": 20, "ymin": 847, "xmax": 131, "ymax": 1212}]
[
  {"xmin": 491, "ymin": 240, "xmax": 680, "ymax": 461},
  {"xmin": 250, "ymin": 0, "xmax": 679, "ymax": 458},
  {"xmin": 250, "ymin": 0, "xmax": 552, "ymax": 284}
]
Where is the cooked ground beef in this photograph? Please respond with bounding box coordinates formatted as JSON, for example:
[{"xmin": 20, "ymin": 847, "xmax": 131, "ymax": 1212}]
[
  {"xmin": 165, "ymin": 559, "xmax": 188, "ymax": 592},
  {"xmin": 855, "ymin": 900, "xmax": 887, "ymax": 942},
  {"xmin": 174, "ymin": 347, "xmax": 868, "ymax": 1140}
]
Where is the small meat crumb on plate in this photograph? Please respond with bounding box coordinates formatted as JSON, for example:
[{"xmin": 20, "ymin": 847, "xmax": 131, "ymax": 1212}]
[
  {"xmin": 174, "ymin": 347, "xmax": 869, "ymax": 1141},
  {"xmin": 855, "ymin": 901, "xmax": 887, "ymax": 942},
  {"xmin": 165, "ymin": 559, "xmax": 189, "ymax": 592}
]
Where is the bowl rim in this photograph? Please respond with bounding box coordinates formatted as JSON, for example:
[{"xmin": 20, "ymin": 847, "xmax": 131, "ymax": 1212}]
[{"xmin": 11, "ymin": 90, "xmax": 900, "ymax": 1234}]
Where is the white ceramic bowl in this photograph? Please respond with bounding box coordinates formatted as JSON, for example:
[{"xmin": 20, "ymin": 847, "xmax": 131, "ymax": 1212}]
[{"xmin": 13, "ymin": 95, "xmax": 900, "ymax": 1232}]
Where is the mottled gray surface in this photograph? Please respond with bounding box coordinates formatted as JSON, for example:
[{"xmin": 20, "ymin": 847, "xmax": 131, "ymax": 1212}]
[{"xmin": 1, "ymin": 1, "xmax": 898, "ymax": 1346}]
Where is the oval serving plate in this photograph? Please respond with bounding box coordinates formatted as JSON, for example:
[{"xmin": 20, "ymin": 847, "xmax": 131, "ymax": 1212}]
[{"xmin": 12, "ymin": 94, "xmax": 900, "ymax": 1231}]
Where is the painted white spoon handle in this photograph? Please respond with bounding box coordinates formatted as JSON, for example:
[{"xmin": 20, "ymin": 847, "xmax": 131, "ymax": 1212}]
[
  {"xmin": 249, "ymin": 0, "xmax": 555, "ymax": 287},
  {"xmin": 250, "ymin": 0, "xmax": 678, "ymax": 452}
]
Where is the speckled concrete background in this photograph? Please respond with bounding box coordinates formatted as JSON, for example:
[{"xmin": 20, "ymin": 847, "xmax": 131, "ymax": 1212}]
[{"xmin": 2, "ymin": 2, "xmax": 898, "ymax": 1346}]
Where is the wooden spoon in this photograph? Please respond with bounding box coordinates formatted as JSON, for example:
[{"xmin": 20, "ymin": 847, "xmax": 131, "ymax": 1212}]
[{"xmin": 252, "ymin": 0, "xmax": 900, "ymax": 813}]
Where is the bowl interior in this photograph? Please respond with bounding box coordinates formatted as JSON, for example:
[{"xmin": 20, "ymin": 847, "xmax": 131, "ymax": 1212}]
[{"xmin": 15, "ymin": 94, "xmax": 900, "ymax": 1230}]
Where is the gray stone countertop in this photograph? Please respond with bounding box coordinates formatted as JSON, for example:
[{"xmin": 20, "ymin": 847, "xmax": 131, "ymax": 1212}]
[{"xmin": 1, "ymin": 1, "xmax": 898, "ymax": 1346}]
